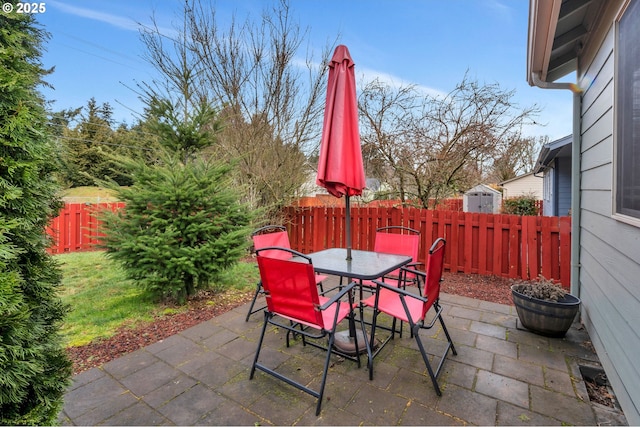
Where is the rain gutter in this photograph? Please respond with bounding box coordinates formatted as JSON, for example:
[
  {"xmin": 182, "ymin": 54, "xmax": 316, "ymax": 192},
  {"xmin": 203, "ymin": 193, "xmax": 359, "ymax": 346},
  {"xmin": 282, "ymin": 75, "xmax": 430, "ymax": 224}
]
[{"xmin": 530, "ymin": 72, "xmax": 582, "ymax": 298}]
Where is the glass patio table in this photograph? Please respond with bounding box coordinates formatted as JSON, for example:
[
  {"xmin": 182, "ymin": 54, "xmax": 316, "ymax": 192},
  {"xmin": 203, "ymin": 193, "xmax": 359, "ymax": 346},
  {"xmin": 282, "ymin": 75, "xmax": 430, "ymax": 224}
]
[
  {"xmin": 307, "ymin": 248, "xmax": 412, "ymax": 281},
  {"xmin": 305, "ymin": 248, "xmax": 412, "ymax": 355}
]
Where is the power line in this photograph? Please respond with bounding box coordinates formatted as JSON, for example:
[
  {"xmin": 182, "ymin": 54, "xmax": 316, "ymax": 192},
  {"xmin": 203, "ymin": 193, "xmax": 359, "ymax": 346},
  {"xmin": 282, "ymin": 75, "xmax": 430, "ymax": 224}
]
[
  {"xmin": 53, "ymin": 41, "xmax": 142, "ymax": 71},
  {"xmin": 54, "ymin": 30, "xmax": 144, "ymax": 66}
]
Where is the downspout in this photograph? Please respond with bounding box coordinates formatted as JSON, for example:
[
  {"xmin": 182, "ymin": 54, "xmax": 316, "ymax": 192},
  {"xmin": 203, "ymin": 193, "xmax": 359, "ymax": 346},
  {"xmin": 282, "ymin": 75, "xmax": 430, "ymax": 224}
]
[{"xmin": 530, "ymin": 72, "xmax": 582, "ymax": 298}]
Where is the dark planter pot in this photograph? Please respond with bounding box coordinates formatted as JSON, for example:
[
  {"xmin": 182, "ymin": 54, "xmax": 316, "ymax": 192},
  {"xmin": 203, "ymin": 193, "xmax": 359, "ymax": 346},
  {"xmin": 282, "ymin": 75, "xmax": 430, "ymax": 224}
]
[{"xmin": 511, "ymin": 285, "xmax": 581, "ymax": 337}]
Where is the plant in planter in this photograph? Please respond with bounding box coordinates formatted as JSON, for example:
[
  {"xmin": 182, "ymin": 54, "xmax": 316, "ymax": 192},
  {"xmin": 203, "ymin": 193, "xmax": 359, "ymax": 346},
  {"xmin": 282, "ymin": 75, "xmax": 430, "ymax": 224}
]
[{"xmin": 511, "ymin": 276, "xmax": 581, "ymax": 337}]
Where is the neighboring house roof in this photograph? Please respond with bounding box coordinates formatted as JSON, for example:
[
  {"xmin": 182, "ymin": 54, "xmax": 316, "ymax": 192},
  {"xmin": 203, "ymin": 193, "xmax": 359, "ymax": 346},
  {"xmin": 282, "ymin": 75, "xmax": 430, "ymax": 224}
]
[
  {"xmin": 499, "ymin": 172, "xmax": 539, "ymax": 186},
  {"xmin": 527, "ymin": 0, "xmax": 606, "ymax": 84},
  {"xmin": 534, "ymin": 134, "xmax": 572, "ymax": 174}
]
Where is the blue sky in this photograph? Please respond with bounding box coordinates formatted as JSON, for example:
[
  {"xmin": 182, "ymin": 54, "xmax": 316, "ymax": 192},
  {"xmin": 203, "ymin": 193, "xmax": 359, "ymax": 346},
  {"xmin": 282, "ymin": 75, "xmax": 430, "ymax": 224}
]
[{"xmin": 36, "ymin": 0, "xmax": 574, "ymax": 140}]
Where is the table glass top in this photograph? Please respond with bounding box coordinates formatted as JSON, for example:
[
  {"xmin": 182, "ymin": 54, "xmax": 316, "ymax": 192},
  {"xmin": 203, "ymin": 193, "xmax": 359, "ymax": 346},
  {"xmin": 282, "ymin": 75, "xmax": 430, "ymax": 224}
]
[{"xmin": 306, "ymin": 248, "xmax": 411, "ymax": 280}]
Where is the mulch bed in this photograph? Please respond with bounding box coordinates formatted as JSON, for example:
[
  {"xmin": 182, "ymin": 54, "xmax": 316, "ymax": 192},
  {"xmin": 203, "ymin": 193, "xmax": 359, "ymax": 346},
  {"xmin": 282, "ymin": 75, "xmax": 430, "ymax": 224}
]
[
  {"xmin": 66, "ymin": 272, "xmax": 514, "ymax": 374},
  {"xmin": 66, "ymin": 290, "xmax": 255, "ymax": 374}
]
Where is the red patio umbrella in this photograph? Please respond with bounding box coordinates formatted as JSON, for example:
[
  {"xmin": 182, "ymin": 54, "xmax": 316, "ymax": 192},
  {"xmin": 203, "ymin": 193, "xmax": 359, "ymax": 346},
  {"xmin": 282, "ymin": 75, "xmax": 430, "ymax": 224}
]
[{"xmin": 316, "ymin": 45, "xmax": 366, "ymax": 260}]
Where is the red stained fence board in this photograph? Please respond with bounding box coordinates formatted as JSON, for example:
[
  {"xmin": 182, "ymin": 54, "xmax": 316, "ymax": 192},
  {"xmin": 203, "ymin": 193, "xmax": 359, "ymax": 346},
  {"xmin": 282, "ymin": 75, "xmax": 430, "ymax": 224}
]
[
  {"xmin": 46, "ymin": 202, "xmax": 125, "ymax": 254},
  {"xmin": 283, "ymin": 206, "xmax": 571, "ymax": 288},
  {"xmin": 47, "ymin": 203, "xmax": 571, "ymax": 287}
]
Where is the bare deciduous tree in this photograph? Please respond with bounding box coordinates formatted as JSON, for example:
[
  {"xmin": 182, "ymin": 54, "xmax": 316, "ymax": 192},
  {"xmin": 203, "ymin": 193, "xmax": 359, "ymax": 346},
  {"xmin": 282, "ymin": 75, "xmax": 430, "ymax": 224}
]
[
  {"xmin": 140, "ymin": 0, "xmax": 335, "ymax": 220},
  {"xmin": 489, "ymin": 135, "xmax": 547, "ymax": 183},
  {"xmin": 359, "ymin": 74, "xmax": 540, "ymax": 208}
]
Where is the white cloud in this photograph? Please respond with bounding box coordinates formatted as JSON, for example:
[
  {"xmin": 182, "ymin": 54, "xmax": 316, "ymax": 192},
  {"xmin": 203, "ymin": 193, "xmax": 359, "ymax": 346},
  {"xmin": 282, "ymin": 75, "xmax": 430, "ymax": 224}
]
[
  {"xmin": 295, "ymin": 54, "xmax": 447, "ymax": 99},
  {"xmin": 356, "ymin": 66, "xmax": 447, "ymax": 99},
  {"xmin": 48, "ymin": 0, "xmax": 176, "ymax": 37},
  {"xmin": 484, "ymin": 0, "xmax": 514, "ymax": 23},
  {"xmin": 49, "ymin": 0, "xmax": 139, "ymax": 31}
]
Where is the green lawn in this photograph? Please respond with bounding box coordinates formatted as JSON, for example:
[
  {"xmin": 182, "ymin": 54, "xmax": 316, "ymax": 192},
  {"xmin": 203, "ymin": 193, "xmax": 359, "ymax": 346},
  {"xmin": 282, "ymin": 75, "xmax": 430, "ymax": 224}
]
[
  {"xmin": 56, "ymin": 251, "xmax": 257, "ymax": 347},
  {"xmin": 60, "ymin": 186, "xmax": 120, "ymax": 202}
]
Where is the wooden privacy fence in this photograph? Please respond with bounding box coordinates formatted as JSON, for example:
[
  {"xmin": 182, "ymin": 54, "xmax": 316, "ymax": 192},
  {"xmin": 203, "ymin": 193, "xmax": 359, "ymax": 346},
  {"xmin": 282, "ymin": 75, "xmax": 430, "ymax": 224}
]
[
  {"xmin": 283, "ymin": 206, "xmax": 571, "ymax": 287},
  {"xmin": 46, "ymin": 202, "xmax": 125, "ymax": 254},
  {"xmin": 47, "ymin": 203, "xmax": 571, "ymax": 286}
]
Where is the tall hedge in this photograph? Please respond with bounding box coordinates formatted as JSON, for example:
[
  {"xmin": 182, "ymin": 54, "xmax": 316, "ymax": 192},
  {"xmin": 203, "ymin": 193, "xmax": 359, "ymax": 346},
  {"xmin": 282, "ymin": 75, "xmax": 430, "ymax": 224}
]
[{"xmin": 0, "ymin": 5, "xmax": 73, "ymax": 425}]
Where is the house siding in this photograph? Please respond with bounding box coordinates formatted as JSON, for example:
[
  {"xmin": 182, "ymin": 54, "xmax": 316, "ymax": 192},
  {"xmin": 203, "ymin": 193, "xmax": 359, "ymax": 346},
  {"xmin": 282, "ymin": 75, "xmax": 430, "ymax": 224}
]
[
  {"xmin": 557, "ymin": 157, "xmax": 572, "ymax": 216},
  {"xmin": 542, "ymin": 157, "xmax": 572, "ymax": 216},
  {"xmin": 500, "ymin": 174, "xmax": 543, "ymax": 199},
  {"xmin": 542, "ymin": 166, "xmax": 554, "ymax": 216},
  {"xmin": 578, "ymin": 4, "xmax": 640, "ymax": 423}
]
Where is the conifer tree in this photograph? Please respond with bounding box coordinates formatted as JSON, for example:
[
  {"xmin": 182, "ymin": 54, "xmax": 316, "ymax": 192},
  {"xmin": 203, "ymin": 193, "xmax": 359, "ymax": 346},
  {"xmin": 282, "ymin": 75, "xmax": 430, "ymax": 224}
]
[
  {"xmin": 0, "ymin": 5, "xmax": 73, "ymax": 425},
  {"xmin": 98, "ymin": 98, "xmax": 252, "ymax": 302}
]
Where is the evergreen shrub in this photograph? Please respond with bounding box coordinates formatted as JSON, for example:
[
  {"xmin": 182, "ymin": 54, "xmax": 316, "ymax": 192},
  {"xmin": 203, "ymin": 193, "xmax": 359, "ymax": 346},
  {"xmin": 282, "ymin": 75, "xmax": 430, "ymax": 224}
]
[
  {"xmin": 502, "ymin": 195, "xmax": 539, "ymax": 216},
  {"xmin": 1, "ymin": 6, "xmax": 72, "ymax": 424},
  {"xmin": 98, "ymin": 154, "xmax": 252, "ymax": 302}
]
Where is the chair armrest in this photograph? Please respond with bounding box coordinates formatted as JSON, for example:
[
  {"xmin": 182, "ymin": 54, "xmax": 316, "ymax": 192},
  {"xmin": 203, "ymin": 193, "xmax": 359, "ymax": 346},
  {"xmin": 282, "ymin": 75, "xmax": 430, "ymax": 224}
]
[
  {"xmin": 372, "ymin": 279, "xmax": 427, "ymax": 303},
  {"xmin": 403, "ymin": 263, "xmax": 425, "ymax": 279},
  {"xmin": 318, "ymin": 281, "xmax": 357, "ymax": 310},
  {"xmin": 405, "ymin": 261, "xmax": 425, "ymax": 269},
  {"xmin": 401, "ymin": 266, "xmax": 443, "ymax": 283}
]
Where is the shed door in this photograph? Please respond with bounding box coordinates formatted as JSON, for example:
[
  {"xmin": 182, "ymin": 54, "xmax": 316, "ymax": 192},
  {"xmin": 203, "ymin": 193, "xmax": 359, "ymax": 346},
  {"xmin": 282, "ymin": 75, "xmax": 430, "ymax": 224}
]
[{"xmin": 468, "ymin": 192, "xmax": 493, "ymax": 213}]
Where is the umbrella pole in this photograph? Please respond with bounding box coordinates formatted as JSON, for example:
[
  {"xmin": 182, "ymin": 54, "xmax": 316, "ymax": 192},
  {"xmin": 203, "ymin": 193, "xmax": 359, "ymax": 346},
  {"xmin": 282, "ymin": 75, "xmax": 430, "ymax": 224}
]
[
  {"xmin": 345, "ymin": 194, "xmax": 352, "ymax": 260},
  {"xmin": 335, "ymin": 191, "xmax": 372, "ymax": 355}
]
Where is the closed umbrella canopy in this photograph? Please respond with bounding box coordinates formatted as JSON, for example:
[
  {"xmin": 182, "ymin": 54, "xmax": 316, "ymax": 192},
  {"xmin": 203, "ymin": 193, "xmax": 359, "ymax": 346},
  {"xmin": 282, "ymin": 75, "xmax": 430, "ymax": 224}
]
[
  {"xmin": 316, "ymin": 45, "xmax": 366, "ymax": 198},
  {"xmin": 316, "ymin": 45, "xmax": 365, "ymax": 260}
]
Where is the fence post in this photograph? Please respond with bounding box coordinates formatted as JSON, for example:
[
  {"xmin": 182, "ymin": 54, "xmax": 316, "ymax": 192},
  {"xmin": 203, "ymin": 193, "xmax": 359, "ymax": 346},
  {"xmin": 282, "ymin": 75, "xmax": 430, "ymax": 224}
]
[
  {"xmin": 508, "ymin": 215, "xmax": 520, "ymax": 279},
  {"xmin": 463, "ymin": 212, "xmax": 473, "ymax": 274},
  {"xmin": 478, "ymin": 213, "xmax": 488, "ymax": 275},
  {"xmin": 492, "ymin": 215, "xmax": 503, "ymax": 276},
  {"xmin": 559, "ymin": 216, "xmax": 571, "ymax": 287},
  {"xmin": 525, "ymin": 216, "xmax": 540, "ymax": 280}
]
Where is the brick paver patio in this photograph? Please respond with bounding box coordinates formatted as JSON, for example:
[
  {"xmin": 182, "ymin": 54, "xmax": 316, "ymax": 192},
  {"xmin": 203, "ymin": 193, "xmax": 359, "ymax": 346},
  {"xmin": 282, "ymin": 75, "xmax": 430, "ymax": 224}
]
[{"xmin": 59, "ymin": 278, "xmax": 628, "ymax": 426}]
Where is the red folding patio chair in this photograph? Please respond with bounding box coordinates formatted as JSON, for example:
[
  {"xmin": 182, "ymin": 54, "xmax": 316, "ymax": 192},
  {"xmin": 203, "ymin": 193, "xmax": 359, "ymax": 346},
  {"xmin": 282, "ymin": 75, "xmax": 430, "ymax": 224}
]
[
  {"xmin": 361, "ymin": 226, "xmax": 422, "ymax": 293},
  {"xmin": 361, "ymin": 238, "xmax": 457, "ymax": 395},
  {"xmin": 245, "ymin": 225, "xmax": 328, "ymax": 321},
  {"xmin": 355, "ymin": 226, "xmax": 422, "ymax": 338},
  {"xmin": 250, "ymin": 247, "xmax": 360, "ymax": 416}
]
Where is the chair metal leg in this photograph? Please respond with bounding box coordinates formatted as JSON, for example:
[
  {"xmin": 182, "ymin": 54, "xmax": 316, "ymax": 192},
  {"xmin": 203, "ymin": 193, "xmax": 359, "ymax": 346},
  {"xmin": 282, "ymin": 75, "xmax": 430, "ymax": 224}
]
[
  {"xmin": 315, "ymin": 331, "xmax": 337, "ymax": 416},
  {"xmin": 436, "ymin": 302, "xmax": 458, "ymax": 357},
  {"xmin": 250, "ymin": 313, "xmax": 338, "ymax": 417},
  {"xmin": 250, "ymin": 311, "xmax": 271, "ymax": 379},
  {"xmin": 413, "ymin": 304, "xmax": 457, "ymax": 397},
  {"xmin": 431, "ymin": 307, "xmax": 458, "ymax": 384},
  {"xmin": 359, "ymin": 308, "xmax": 374, "ymax": 376},
  {"xmin": 367, "ymin": 307, "xmax": 381, "ymax": 381},
  {"xmin": 413, "ymin": 325, "xmax": 442, "ymax": 396},
  {"xmin": 245, "ymin": 280, "xmax": 265, "ymax": 322}
]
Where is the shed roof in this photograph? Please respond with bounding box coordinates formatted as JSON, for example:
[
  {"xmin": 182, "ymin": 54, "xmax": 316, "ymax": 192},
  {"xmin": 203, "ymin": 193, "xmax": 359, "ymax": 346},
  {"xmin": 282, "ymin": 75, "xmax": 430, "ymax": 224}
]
[{"xmin": 465, "ymin": 184, "xmax": 501, "ymax": 195}]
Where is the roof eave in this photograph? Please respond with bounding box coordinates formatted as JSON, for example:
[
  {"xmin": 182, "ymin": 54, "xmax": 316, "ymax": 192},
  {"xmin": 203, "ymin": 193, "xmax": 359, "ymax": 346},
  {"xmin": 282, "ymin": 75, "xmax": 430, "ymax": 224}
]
[
  {"xmin": 533, "ymin": 135, "xmax": 573, "ymax": 173},
  {"xmin": 527, "ymin": 0, "xmax": 563, "ymax": 85}
]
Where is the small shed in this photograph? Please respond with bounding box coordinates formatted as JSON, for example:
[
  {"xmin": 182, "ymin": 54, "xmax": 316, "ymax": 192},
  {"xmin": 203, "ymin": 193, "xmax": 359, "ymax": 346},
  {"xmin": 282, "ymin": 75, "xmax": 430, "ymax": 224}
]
[{"xmin": 463, "ymin": 184, "xmax": 502, "ymax": 214}]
